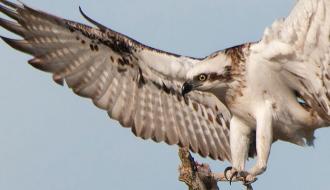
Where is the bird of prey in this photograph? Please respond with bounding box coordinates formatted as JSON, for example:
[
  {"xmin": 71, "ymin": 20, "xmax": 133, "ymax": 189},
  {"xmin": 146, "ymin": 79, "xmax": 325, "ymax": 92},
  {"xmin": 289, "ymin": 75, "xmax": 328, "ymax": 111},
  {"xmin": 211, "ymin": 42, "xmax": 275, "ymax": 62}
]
[{"xmin": 0, "ymin": 0, "xmax": 329, "ymax": 185}]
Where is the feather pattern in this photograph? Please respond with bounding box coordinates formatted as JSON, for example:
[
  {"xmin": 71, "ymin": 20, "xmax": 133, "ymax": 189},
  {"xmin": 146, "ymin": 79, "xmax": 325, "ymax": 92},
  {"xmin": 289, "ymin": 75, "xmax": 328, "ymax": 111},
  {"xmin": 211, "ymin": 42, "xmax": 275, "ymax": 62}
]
[
  {"xmin": 252, "ymin": 0, "xmax": 330, "ymax": 123},
  {"xmin": 0, "ymin": 1, "xmax": 231, "ymax": 161}
]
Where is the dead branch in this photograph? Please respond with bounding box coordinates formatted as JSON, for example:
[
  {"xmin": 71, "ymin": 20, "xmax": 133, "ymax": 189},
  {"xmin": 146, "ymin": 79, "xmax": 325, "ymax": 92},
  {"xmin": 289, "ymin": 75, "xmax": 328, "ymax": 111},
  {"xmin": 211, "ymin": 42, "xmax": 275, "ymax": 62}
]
[{"xmin": 178, "ymin": 148, "xmax": 254, "ymax": 190}]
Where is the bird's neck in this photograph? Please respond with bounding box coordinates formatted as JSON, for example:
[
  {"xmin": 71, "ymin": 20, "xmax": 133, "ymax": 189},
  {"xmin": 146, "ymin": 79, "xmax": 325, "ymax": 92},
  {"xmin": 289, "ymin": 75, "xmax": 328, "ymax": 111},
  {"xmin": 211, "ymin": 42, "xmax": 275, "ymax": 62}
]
[{"xmin": 223, "ymin": 43, "xmax": 252, "ymax": 106}]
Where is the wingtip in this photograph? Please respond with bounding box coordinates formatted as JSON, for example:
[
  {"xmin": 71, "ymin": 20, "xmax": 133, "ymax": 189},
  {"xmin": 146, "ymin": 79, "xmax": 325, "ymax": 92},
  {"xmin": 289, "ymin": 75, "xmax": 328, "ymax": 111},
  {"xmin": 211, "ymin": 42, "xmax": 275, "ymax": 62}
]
[
  {"xmin": 0, "ymin": 35, "xmax": 13, "ymax": 43},
  {"xmin": 1, "ymin": 0, "xmax": 22, "ymax": 9},
  {"xmin": 0, "ymin": 1, "xmax": 20, "ymax": 20},
  {"xmin": 0, "ymin": 17, "xmax": 26, "ymax": 36},
  {"xmin": 0, "ymin": 36, "xmax": 35, "ymax": 54},
  {"xmin": 53, "ymin": 74, "xmax": 64, "ymax": 86}
]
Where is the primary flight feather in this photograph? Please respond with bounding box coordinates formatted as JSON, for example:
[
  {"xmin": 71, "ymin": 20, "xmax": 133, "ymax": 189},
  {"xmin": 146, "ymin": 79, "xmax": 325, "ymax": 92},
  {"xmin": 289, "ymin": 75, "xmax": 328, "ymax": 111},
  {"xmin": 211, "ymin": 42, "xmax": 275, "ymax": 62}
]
[{"xmin": 0, "ymin": 0, "xmax": 329, "ymax": 185}]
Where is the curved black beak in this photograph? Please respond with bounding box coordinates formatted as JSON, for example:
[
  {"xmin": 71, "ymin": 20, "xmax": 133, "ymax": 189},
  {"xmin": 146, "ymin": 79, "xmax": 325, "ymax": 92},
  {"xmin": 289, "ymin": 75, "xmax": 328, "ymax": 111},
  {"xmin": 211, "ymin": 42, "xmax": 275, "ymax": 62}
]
[{"xmin": 181, "ymin": 81, "xmax": 193, "ymax": 96}]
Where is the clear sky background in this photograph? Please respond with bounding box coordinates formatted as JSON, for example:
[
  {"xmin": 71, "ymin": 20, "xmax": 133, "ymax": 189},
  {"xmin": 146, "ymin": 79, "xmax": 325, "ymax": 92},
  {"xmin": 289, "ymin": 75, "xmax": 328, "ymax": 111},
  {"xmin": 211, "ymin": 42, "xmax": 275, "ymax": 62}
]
[{"xmin": 0, "ymin": 0, "xmax": 329, "ymax": 190}]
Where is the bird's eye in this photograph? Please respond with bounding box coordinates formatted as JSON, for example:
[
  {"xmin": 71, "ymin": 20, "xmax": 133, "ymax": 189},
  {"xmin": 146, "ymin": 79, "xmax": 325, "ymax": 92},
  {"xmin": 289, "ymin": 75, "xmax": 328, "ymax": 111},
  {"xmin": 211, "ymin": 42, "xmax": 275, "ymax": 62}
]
[{"xmin": 198, "ymin": 74, "xmax": 207, "ymax": 81}]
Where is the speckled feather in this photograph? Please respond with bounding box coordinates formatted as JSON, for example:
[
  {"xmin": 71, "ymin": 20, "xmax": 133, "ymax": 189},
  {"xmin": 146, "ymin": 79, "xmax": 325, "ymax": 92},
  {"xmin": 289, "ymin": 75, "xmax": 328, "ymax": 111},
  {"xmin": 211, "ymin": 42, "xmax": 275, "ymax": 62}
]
[{"xmin": 0, "ymin": 0, "xmax": 233, "ymax": 161}]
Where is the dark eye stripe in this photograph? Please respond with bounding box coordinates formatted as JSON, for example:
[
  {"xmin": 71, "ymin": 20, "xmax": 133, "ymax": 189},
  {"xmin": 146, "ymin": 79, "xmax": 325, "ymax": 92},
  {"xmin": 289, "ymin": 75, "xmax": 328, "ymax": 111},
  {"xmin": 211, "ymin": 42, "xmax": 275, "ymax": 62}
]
[{"xmin": 208, "ymin": 73, "xmax": 232, "ymax": 82}]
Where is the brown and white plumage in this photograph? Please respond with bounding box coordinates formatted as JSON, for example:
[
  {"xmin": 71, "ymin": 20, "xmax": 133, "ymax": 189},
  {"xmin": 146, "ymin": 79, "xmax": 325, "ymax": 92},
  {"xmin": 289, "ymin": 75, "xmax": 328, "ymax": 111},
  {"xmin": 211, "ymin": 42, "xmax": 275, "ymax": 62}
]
[
  {"xmin": 254, "ymin": 0, "xmax": 330, "ymax": 123},
  {"xmin": 1, "ymin": 0, "xmax": 330, "ymax": 185},
  {"xmin": 181, "ymin": 0, "xmax": 330, "ymax": 182},
  {"xmin": 0, "ymin": 0, "xmax": 233, "ymax": 160}
]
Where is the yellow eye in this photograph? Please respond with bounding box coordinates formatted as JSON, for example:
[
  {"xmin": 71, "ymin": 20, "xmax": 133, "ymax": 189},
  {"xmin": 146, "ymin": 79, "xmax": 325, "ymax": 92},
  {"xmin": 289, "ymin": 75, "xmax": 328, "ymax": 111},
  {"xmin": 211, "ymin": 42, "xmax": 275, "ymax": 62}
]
[{"xmin": 198, "ymin": 74, "xmax": 207, "ymax": 81}]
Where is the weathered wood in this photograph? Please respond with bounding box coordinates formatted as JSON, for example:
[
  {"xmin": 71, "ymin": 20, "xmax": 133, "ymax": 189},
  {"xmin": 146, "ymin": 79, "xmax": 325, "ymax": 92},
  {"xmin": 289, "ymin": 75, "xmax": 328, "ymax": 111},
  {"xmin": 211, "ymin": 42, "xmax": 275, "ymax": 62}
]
[
  {"xmin": 178, "ymin": 148, "xmax": 218, "ymax": 190},
  {"xmin": 178, "ymin": 148, "xmax": 254, "ymax": 190}
]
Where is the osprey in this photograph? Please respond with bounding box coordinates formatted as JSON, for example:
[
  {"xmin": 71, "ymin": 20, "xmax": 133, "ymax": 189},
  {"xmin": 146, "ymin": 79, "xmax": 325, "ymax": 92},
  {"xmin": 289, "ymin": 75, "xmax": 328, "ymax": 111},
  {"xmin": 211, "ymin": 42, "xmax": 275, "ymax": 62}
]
[{"xmin": 0, "ymin": 0, "xmax": 329, "ymax": 185}]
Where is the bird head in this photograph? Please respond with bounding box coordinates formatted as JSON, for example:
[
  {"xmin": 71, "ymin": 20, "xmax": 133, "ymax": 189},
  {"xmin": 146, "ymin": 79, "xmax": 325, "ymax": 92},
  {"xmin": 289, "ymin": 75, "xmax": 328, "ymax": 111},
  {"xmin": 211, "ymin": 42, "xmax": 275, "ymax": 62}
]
[{"xmin": 182, "ymin": 54, "xmax": 233, "ymax": 96}]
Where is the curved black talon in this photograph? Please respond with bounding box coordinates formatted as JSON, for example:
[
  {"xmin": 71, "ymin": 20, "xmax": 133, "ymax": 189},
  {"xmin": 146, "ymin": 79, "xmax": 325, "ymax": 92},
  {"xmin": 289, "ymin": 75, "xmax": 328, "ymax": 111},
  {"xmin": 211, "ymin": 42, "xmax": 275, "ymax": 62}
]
[
  {"xmin": 229, "ymin": 171, "xmax": 238, "ymax": 185},
  {"xmin": 244, "ymin": 179, "xmax": 253, "ymax": 186},
  {"xmin": 245, "ymin": 184, "xmax": 253, "ymax": 190},
  {"xmin": 243, "ymin": 176, "xmax": 257, "ymax": 186},
  {"xmin": 224, "ymin": 166, "xmax": 233, "ymax": 181}
]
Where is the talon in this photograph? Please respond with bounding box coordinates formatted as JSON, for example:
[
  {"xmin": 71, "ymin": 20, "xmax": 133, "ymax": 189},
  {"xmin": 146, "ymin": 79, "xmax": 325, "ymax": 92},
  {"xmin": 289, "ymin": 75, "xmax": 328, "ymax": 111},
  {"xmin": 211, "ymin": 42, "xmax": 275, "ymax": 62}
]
[
  {"xmin": 244, "ymin": 180, "xmax": 253, "ymax": 186},
  {"xmin": 224, "ymin": 166, "xmax": 239, "ymax": 185},
  {"xmin": 229, "ymin": 171, "xmax": 238, "ymax": 185},
  {"xmin": 245, "ymin": 184, "xmax": 253, "ymax": 190},
  {"xmin": 224, "ymin": 166, "xmax": 233, "ymax": 181},
  {"xmin": 243, "ymin": 175, "xmax": 257, "ymax": 185}
]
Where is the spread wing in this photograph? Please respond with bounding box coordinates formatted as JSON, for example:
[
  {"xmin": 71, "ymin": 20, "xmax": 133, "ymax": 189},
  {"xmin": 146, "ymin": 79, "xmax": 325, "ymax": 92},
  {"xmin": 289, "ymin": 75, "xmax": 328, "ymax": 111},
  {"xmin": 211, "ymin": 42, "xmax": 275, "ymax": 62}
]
[
  {"xmin": 251, "ymin": 0, "xmax": 330, "ymax": 122},
  {"xmin": 0, "ymin": 1, "xmax": 231, "ymax": 160}
]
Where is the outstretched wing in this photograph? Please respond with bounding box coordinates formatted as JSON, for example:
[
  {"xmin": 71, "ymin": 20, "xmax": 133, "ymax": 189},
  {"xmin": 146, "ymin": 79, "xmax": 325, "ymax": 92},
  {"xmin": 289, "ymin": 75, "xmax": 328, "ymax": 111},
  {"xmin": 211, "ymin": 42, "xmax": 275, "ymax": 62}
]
[
  {"xmin": 0, "ymin": 1, "xmax": 231, "ymax": 160},
  {"xmin": 252, "ymin": 0, "xmax": 330, "ymax": 123}
]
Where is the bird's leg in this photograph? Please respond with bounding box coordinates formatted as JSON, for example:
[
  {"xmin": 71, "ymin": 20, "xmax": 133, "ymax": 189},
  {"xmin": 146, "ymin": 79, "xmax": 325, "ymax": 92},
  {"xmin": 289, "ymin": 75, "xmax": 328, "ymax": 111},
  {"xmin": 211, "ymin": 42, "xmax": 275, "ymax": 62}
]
[
  {"xmin": 224, "ymin": 116, "xmax": 251, "ymax": 184},
  {"xmin": 245, "ymin": 100, "xmax": 273, "ymax": 183}
]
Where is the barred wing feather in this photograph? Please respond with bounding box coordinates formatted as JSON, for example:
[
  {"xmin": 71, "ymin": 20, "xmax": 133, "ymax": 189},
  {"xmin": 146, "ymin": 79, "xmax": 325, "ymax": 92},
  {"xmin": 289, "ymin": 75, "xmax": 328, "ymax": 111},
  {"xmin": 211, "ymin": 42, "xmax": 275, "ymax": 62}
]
[{"xmin": 0, "ymin": 1, "xmax": 231, "ymax": 160}]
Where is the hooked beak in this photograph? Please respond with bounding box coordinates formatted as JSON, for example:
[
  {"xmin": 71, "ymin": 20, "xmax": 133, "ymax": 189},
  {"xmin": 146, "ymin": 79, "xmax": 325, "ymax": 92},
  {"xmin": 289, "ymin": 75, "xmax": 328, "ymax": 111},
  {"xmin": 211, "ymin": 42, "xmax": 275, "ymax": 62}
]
[{"xmin": 181, "ymin": 81, "xmax": 194, "ymax": 96}]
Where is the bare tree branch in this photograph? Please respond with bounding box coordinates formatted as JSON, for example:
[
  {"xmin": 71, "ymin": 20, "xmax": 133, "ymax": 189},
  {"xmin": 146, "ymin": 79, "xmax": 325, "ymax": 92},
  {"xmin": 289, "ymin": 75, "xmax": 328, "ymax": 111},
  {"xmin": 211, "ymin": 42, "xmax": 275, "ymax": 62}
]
[{"xmin": 178, "ymin": 148, "xmax": 254, "ymax": 190}]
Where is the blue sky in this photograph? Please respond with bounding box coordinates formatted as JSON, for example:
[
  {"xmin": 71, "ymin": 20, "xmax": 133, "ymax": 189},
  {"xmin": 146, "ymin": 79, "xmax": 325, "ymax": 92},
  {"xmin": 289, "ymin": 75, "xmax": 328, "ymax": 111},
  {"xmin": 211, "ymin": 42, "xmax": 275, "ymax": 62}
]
[{"xmin": 0, "ymin": 0, "xmax": 329, "ymax": 190}]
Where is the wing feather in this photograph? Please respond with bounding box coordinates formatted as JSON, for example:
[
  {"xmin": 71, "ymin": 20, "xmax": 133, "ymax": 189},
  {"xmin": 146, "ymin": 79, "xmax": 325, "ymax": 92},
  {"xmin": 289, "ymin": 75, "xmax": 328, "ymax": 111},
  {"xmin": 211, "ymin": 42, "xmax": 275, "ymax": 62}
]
[
  {"xmin": 254, "ymin": 0, "xmax": 330, "ymax": 124},
  {"xmin": 152, "ymin": 89, "xmax": 165, "ymax": 143},
  {"xmin": 0, "ymin": 0, "xmax": 231, "ymax": 161}
]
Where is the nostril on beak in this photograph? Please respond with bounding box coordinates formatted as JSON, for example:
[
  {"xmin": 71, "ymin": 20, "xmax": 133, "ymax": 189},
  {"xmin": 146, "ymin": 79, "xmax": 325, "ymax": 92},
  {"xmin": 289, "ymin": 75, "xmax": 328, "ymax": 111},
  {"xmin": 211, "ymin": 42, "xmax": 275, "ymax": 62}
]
[{"xmin": 181, "ymin": 82, "xmax": 193, "ymax": 96}]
